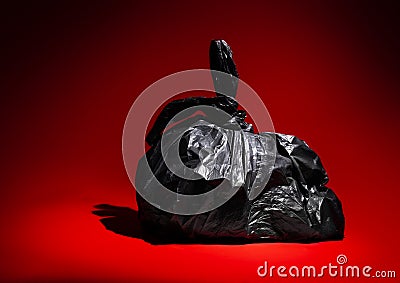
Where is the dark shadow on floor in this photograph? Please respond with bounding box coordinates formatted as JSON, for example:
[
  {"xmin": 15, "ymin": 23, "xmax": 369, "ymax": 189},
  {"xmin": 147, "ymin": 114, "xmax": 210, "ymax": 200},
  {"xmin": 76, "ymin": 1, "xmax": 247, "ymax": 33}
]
[
  {"xmin": 92, "ymin": 204, "xmax": 254, "ymax": 245},
  {"xmin": 92, "ymin": 204, "xmax": 339, "ymax": 245},
  {"xmin": 92, "ymin": 204, "xmax": 144, "ymax": 239}
]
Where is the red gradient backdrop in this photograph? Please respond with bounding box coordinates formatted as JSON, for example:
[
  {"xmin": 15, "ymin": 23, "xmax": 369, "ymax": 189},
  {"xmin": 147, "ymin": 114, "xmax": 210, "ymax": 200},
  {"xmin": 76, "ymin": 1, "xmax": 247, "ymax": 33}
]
[{"xmin": 1, "ymin": 1, "xmax": 399, "ymax": 282}]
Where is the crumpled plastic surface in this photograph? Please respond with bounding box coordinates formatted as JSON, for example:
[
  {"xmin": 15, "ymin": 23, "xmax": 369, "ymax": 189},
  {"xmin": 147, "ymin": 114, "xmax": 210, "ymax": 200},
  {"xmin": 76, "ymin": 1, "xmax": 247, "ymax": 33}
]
[
  {"xmin": 136, "ymin": 119, "xmax": 344, "ymax": 241},
  {"xmin": 135, "ymin": 39, "xmax": 344, "ymax": 242}
]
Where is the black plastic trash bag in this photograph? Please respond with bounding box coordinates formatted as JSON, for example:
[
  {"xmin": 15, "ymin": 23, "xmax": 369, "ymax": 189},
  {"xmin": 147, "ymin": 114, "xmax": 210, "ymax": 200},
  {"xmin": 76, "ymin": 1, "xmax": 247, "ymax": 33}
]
[{"xmin": 135, "ymin": 40, "xmax": 344, "ymax": 242}]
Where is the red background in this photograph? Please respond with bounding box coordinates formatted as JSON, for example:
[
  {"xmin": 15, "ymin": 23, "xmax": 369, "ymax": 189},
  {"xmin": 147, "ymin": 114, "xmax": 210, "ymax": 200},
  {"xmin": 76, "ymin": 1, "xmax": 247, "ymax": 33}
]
[{"xmin": 1, "ymin": 1, "xmax": 399, "ymax": 282}]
